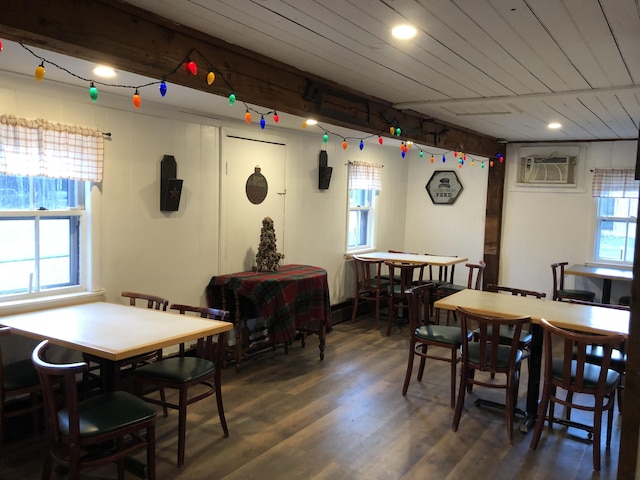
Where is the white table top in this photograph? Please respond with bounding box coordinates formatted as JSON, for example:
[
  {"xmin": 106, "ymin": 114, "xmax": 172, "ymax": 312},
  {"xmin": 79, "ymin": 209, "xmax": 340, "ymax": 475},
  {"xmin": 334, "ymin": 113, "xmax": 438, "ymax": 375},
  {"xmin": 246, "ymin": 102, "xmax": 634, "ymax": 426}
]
[
  {"xmin": 434, "ymin": 289, "xmax": 629, "ymax": 336},
  {"xmin": 0, "ymin": 301, "xmax": 233, "ymax": 361},
  {"xmin": 565, "ymin": 264, "xmax": 633, "ymax": 282},
  {"xmin": 355, "ymin": 252, "xmax": 468, "ymax": 266}
]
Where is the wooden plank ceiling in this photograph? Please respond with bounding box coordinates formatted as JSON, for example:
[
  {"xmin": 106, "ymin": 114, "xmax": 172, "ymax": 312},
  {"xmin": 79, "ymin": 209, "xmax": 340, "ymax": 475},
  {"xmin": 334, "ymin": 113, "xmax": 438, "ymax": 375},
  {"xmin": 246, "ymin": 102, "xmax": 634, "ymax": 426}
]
[
  {"xmin": 117, "ymin": 0, "xmax": 640, "ymax": 143},
  {"xmin": 0, "ymin": 0, "xmax": 638, "ymax": 152}
]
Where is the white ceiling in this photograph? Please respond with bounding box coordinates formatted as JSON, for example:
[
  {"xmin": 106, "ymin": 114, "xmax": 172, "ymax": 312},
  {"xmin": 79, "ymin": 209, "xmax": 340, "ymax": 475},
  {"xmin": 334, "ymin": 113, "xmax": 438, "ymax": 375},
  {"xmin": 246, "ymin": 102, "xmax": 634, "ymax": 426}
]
[
  {"xmin": 116, "ymin": 0, "xmax": 640, "ymax": 143},
  {"xmin": 1, "ymin": 0, "xmax": 639, "ymax": 144}
]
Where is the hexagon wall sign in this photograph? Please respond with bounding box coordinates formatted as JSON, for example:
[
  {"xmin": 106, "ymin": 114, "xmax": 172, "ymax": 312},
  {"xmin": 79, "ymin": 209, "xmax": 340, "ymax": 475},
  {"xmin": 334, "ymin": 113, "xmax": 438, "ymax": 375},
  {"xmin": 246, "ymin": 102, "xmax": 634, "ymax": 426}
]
[{"xmin": 426, "ymin": 170, "xmax": 463, "ymax": 205}]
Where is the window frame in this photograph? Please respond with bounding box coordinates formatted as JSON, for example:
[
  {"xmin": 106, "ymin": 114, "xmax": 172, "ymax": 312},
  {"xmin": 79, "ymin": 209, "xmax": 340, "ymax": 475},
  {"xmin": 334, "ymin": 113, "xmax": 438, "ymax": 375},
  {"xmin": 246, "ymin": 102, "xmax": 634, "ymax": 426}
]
[
  {"xmin": 0, "ymin": 183, "xmax": 89, "ymax": 301},
  {"xmin": 593, "ymin": 196, "xmax": 636, "ymax": 265},
  {"xmin": 346, "ymin": 187, "xmax": 378, "ymax": 253}
]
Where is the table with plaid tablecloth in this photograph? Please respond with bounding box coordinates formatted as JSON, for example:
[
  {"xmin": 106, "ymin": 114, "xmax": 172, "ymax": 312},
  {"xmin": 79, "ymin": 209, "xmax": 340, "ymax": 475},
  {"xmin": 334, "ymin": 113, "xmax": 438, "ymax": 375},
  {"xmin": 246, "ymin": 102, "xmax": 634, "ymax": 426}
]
[{"xmin": 206, "ymin": 264, "xmax": 331, "ymax": 368}]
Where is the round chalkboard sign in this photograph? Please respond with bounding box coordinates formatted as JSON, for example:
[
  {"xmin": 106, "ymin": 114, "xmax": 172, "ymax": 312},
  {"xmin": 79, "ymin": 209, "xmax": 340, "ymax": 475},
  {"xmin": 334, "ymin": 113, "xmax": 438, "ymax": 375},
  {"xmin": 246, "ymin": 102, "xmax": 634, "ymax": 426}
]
[{"xmin": 246, "ymin": 166, "xmax": 268, "ymax": 204}]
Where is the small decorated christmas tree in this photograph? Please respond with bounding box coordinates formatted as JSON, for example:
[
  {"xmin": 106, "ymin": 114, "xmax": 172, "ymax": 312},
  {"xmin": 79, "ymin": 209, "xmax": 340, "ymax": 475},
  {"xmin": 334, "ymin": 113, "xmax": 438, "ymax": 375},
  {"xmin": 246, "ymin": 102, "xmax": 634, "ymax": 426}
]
[{"xmin": 254, "ymin": 216, "xmax": 284, "ymax": 272}]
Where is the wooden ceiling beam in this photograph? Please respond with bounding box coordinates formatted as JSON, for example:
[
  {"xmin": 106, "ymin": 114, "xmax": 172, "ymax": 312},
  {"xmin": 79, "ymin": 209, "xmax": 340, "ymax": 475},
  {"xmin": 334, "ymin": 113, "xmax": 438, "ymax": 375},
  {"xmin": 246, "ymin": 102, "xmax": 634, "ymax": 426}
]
[{"xmin": 0, "ymin": 0, "xmax": 500, "ymax": 157}]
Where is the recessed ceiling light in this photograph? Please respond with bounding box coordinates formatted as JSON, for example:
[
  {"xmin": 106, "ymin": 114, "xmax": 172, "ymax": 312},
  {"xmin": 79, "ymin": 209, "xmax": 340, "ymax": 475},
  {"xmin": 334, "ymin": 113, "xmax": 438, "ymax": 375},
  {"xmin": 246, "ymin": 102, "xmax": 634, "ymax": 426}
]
[
  {"xmin": 305, "ymin": 119, "xmax": 318, "ymax": 126},
  {"xmin": 93, "ymin": 65, "xmax": 116, "ymax": 78},
  {"xmin": 392, "ymin": 25, "xmax": 417, "ymax": 40},
  {"xmin": 548, "ymin": 122, "xmax": 562, "ymax": 129}
]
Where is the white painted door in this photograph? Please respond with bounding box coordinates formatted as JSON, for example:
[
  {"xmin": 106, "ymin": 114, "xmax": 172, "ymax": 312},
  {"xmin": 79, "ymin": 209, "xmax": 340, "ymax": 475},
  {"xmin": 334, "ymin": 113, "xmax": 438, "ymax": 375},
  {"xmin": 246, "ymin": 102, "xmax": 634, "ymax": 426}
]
[{"xmin": 220, "ymin": 128, "xmax": 287, "ymax": 274}]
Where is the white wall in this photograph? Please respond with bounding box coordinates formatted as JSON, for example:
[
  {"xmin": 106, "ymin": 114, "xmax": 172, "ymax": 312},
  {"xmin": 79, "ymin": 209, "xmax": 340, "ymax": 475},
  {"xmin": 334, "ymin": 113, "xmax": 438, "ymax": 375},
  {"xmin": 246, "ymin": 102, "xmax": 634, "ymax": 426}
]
[
  {"xmin": 2, "ymin": 69, "xmax": 635, "ymax": 317},
  {"xmin": 0, "ymin": 71, "xmax": 412, "ymax": 312},
  {"xmin": 501, "ymin": 141, "xmax": 636, "ymax": 300}
]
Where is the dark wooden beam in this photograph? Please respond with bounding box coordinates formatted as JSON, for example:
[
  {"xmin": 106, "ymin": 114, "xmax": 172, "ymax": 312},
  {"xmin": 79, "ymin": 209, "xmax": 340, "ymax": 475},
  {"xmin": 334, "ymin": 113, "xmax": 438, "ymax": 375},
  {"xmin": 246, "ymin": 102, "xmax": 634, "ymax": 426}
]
[
  {"xmin": 0, "ymin": 0, "xmax": 500, "ymax": 158},
  {"xmin": 482, "ymin": 146, "xmax": 506, "ymax": 288}
]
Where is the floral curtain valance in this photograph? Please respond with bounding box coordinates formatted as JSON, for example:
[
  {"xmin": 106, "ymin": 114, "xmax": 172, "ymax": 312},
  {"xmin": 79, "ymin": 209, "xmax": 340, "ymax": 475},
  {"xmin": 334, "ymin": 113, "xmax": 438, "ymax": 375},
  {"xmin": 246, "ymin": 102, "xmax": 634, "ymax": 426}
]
[
  {"xmin": 592, "ymin": 168, "xmax": 639, "ymax": 199},
  {"xmin": 348, "ymin": 160, "xmax": 383, "ymax": 191},
  {"xmin": 0, "ymin": 115, "xmax": 104, "ymax": 182}
]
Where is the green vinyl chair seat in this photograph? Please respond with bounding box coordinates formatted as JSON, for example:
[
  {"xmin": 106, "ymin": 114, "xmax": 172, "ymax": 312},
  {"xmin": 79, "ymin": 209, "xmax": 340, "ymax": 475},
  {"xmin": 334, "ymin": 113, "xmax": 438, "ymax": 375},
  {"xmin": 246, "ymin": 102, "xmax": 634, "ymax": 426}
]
[
  {"xmin": 551, "ymin": 359, "xmax": 620, "ymax": 390},
  {"xmin": 3, "ymin": 358, "xmax": 40, "ymax": 390},
  {"xmin": 415, "ymin": 325, "xmax": 470, "ymax": 344},
  {"xmin": 135, "ymin": 357, "xmax": 215, "ymax": 384},
  {"xmin": 557, "ymin": 289, "xmax": 596, "ymax": 300},
  {"xmin": 467, "ymin": 343, "xmax": 523, "ymax": 370},
  {"xmin": 58, "ymin": 390, "xmax": 157, "ymax": 437}
]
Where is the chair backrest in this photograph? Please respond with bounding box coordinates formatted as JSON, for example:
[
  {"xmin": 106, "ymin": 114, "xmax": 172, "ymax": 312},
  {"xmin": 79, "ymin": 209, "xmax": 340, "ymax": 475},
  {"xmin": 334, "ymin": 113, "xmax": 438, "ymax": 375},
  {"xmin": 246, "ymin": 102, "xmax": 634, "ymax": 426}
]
[
  {"xmin": 486, "ymin": 284, "xmax": 546, "ymax": 299},
  {"xmin": 425, "ymin": 254, "xmax": 456, "ymax": 284},
  {"xmin": 122, "ymin": 291, "xmax": 169, "ymax": 311},
  {"xmin": 169, "ymin": 304, "xmax": 230, "ymax": 359},
  {"xmin": 550, "ymin": 262, "xmax": 568, "ymax": 296},
  {"xmin": 31, "ymin": 340, "xmax": 87, "ymax": 447},
  {"xmin": 539, "ymin": 318, "xmax": 625, "ymax": 394},
  {"xmin": 406, "ymin": 284, "xmax": 436, "ymax": 331},
  {"xmin": 385, "ymin": 260, "xmax": 422, "ymax": 295},
  {"xmin": 456, "ymin": 306, "xmax": 530, "ymax": 374},
  {"xmin": 352, "ymin": 255, "xmax": 385, "ymax": 294},
  {"xmin": 465, "ymin": 261, "xmax": 486, "ymax": 290}
]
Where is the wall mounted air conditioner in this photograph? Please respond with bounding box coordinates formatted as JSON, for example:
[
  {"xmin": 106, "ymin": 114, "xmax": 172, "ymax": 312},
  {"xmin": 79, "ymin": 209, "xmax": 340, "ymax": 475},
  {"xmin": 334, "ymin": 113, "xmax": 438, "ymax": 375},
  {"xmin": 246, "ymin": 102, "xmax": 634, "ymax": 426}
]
[{"xmin": 516, "ymin": 156, "xmax": 577, "ymax": 186}]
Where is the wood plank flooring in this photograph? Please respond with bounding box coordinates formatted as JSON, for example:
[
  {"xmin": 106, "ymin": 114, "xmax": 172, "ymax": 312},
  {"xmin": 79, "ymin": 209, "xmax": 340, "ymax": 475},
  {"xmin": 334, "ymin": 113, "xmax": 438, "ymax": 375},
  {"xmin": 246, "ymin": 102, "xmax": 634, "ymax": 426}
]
[{"xmin": 0, "ymin": 315, "xmax": 621, "ymax": 479}]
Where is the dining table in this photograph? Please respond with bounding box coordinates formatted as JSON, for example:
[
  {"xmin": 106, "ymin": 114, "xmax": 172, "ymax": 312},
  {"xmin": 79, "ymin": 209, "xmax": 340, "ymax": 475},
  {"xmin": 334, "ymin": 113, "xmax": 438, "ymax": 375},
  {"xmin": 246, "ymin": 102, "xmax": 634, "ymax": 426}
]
[
  {"xmin": 355, "ymin": 251, "xmax": 468, "ymax": 267},
  {"xmin": 0, "ymin": 301, "xmax": 234, "ymax": 390},
  {"xmin": 433, "ymin": 288, "xmax": 629, "ymax": 432},
  {"xmin": 564, "ymin": 263, "xmax": 633, "ymax": 304}
]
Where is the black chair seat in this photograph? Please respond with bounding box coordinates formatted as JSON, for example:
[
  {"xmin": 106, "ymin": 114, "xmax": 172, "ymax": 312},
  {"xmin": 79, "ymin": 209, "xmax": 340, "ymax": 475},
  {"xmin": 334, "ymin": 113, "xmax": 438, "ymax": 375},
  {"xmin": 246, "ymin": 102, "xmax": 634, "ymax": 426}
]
[
  {"xmin": 59, "ymin": 391, "xmax": 157, "ymax": 436},
  {"xmin": 584, "ymin": 345, "xmax": 626, "ymax": 370},
  {"xmin": 551, "ymin": 359, "xmax": 620, "ymax": 390},
  {"xmin": 558, "ymin": 288, "xmax": 595, "ymax": 300},
  {"xmin": 3, "ymin": 358, "xmax": 40, "ymax": 390},
  {"xmin": 467, "ymin": 343, "xmax": 523, "ymax": 369},
  {"xmin": 415, "ymin": 325, "xmax": 469, "ymax": 344},
  {"xmin": 135, "ymin": 357, "xmax": 215, "ymax": 384}
]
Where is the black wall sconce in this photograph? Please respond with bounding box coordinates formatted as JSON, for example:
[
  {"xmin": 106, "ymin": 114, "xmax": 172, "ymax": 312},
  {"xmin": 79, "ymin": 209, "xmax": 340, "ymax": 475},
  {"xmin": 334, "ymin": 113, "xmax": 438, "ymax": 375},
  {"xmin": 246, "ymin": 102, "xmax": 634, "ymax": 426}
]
[
  {"xmin": 160, "ymin": 154, "xmax": 183, "ymax": 211},
  {"xmin": 318, "ymin": 150, "xmax": 332, "ymax": 190}
]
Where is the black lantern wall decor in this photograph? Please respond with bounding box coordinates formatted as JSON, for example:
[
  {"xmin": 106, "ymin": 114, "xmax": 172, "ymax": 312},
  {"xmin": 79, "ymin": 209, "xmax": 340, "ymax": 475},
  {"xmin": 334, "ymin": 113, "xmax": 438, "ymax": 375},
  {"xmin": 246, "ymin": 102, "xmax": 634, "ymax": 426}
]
[{"xmin": 160, "ymin": 154, "xmax": 183, "ymax": 211}]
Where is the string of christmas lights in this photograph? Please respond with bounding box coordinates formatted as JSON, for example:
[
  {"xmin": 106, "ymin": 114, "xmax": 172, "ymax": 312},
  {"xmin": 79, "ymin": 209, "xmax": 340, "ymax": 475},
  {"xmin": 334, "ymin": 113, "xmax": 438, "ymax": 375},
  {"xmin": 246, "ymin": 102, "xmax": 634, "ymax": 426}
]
[{"xmin": 8, "ymin": 40, "xmax": 504, "ymax": 167}]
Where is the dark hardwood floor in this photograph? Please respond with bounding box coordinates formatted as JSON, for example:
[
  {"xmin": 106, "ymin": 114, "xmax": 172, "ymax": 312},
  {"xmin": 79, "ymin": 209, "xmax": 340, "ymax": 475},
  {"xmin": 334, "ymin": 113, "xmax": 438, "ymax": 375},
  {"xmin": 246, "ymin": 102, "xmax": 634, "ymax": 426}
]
[{"xmin": 1, "ymin": 314, "xmax": 621, "ymax": 479}]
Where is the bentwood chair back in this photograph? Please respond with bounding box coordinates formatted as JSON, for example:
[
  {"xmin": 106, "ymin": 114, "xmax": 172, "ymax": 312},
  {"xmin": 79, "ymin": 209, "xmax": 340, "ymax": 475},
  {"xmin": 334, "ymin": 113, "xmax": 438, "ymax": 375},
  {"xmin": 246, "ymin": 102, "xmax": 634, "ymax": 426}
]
[
  {"xmin": 385, "ymin": 260, "xmax": 424, "ymax": 336},
  {"xmin": 551, "ymin": 262, "xmax": 596, "ymax": 302},
  {"xmin": 0, "ymin": 326, "xmax": 42, "ymax": 450},
  {"xmin": 452, "ymin": 306, "xmax": 530, "ymax": 443},
  {"xmin": 529, "ymin": 318, "xmax": 624, "ymax": 471},
  {"xmin": 83, "ymin": 291, "xmax": 169, "ymax": 392},
  {"xmin": 485, "ymin": 284, "xmax": 545, "ymax": 361},
  {"xmin": 568, "ymin": 299, "xmax": 629, "ymax": 412},
  {"xmin": 402, "ymin": 284, "xmax": 471, "ymax": 408},
  {"xmin": 435, "ymin": 261, "xmax": 486, "ymax": 324},
  {"xmin": 33, "ymin": 340, "xmax": 157, "ymax": 480},
  {"xmin": 134, "ymin": 305, "xmax": 230, "ymax": 467},
  {"xmin": 351, "ymin": 255, "xmax": 388, "ymax": 329}
]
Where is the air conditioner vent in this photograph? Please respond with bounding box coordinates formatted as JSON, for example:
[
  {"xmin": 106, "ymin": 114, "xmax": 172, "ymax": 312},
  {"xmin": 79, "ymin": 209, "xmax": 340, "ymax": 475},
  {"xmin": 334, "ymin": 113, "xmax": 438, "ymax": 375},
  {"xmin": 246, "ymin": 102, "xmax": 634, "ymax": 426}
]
[{"xmin": 516, "ymin": 156, "xmax": 577, "ymax": 186}]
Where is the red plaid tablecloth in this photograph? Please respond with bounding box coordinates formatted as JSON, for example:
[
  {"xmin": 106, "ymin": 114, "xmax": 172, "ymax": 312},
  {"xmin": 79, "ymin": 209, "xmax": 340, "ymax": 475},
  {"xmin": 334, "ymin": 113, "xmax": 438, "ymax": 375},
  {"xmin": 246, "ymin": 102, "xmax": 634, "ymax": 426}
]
[{"xmin": 206, "ymin": 264, "xmax": 331, "ymax": 343}]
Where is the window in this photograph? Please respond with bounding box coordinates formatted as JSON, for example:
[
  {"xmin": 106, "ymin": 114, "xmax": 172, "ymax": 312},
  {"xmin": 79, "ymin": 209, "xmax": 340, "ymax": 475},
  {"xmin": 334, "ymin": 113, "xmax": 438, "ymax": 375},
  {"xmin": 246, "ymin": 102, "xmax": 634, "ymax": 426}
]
[
  {"xmin": 0, "ymin": 115, "xmax": 103, "ymax": 300},
  {"xmin": 0, "ymin": 175, "xmax": 84, "ymax": 297},
  {"xmin": 592, "ymin": 169, "xmax": 638, "ymax": 264},
  {"xmin": 347, "ymin": 161, "xmax": 382, "ymax": 251}
]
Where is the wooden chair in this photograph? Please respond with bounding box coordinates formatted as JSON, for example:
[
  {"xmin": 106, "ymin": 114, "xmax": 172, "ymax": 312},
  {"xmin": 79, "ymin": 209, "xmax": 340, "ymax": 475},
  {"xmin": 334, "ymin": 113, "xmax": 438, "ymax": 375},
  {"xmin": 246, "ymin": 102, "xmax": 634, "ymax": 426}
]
[
  {"xmin": 529, "ymin": 318, "xmax": 624, "ymax": 472},
  {"xmin": 351, "ymin": 255, "xmax": 388, "ymax": 329},
  {"xmin": 435, "ymin": 260, "xmax": 486, "ymax": 325},
  {"xmin": 568, "ymin": 299, "xmax": 629, "ymax": 413},
  {"xmin": 134, "ymin": 305, "xmax": 230, "ymax": 467},
  {"xmin": 551, "ymin": 262, "xmax": 596, "ymax": 302},
  {"xmin": 83, "ymin": 291, "xmax": 169, "ymax": 392},
  {"xmin": 385, "ymin": 260, "xmax": 424, "ymax": 336},
  {"xmin": 451, "ymin": 306, "xmax": 530, "ymax": 442},
  {"xmin": 402, "ymin": 284, "xmax": 471, "ymax": 408},
  {"xmin": 485, "ymin": 284, "xmax": 546, "ymax": 362},
  {"xmin": 0, "ymin": 326, "xmax": 42, "ymax": 449},
  {"xmin": 32, "ymin": 340, "xmax": 157, "ymax": 480}
]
